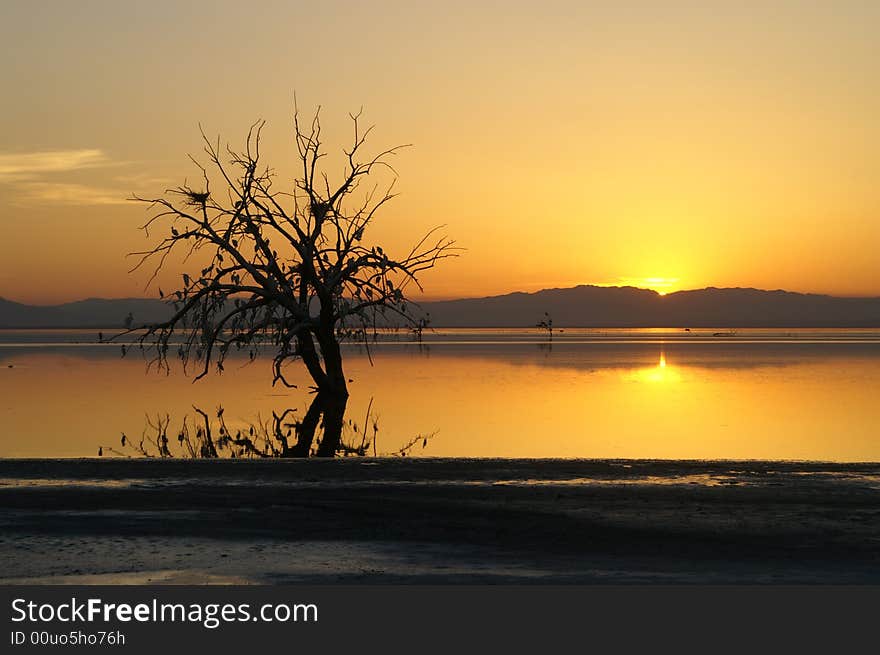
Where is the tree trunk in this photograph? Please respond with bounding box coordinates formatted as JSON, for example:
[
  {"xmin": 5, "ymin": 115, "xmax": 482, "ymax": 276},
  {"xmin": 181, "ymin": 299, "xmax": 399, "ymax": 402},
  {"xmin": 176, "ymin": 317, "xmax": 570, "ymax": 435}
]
[
  {"xmin": 289, "ymin": 324, "xmax": 350, "ymax": 457},
  {"xmin": 316, "ymin": 325, "xmax": 348, "ymax": 396},
  {"xmin": 287, "ymin": 394, "xmax": 325, "ymax": 457},
  {"xmin": 315, "ymin": 331, "xmax": 348, "ymax": 456},
  {"xmin": 282, "ymin": 327, "xmax": 351, "ymax": 457},
  {"xmin": 296, "ymin": 331, "xmax": 329, "ymax": 390},
  {"xmin": 315, "ymin": 393, "xmax": 348, "ymax": 457}
]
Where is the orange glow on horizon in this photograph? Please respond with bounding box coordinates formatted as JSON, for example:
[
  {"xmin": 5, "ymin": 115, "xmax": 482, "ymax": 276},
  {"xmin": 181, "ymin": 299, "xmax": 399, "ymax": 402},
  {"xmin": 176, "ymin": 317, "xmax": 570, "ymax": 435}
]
[
  {"xmin": 1, "ymin": 3, "xmax": 879, "ymax": 304},
  {"xmin": 592, "ymin": 277, "xmax": 682, "ymax": 296}
]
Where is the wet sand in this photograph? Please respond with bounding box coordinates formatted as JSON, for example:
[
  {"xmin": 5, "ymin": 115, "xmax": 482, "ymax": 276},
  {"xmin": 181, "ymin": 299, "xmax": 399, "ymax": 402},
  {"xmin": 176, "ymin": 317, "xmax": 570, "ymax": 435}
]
[{"xmin": 1, "ymin": 458, "xmax": 879, "ymax": 584}]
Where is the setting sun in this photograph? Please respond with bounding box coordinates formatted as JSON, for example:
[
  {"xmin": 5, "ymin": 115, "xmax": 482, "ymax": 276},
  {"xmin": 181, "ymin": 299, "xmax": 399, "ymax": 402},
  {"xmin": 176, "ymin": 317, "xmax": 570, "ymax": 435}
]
[
  {"xmin": 641, "ymin": 278, "xmax": 680, "ymax": 295},
  {"xmin": 598, "ymin": 277, "xmax": 681, "ymax": 295}
]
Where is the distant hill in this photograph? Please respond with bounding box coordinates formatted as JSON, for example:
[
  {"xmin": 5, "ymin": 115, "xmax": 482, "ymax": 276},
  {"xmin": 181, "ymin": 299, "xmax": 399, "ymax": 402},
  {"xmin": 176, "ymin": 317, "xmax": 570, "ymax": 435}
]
[
  {"xmin": 2, "ymin": 286, "xmax": 880, "ymax": 328},
  {"xmin": 0, "ymin": 297, "xmax": 172, "ymax": 329},
  {"xmin": 418, "ymin": 285, "xmax": 880, "ymax": 327}
]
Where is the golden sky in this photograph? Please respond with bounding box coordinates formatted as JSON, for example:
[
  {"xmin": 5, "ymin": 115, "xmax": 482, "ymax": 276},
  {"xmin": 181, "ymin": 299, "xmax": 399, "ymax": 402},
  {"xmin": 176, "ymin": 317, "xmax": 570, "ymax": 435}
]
[{"xmin": 1, "ymin": 1, "xmax": 878, "ymax": 304}]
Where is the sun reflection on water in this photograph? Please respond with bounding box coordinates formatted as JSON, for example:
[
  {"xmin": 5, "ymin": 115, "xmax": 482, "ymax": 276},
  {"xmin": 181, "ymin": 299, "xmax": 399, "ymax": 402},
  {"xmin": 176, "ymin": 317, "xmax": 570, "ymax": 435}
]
[{"xmin": 627, "ymin": 350, "xmax": 682, "ymax": 384}]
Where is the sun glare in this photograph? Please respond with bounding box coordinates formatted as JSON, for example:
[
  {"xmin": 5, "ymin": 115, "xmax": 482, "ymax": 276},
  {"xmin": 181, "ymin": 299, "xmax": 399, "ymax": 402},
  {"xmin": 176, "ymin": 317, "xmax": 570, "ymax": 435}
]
[
  {"xmin": 641, "ymin": 277, "xmax": 680, "ymax": 295},
  {"xmin": 605, "ymin": 277, "xmax": 681, "ymax": 295}
]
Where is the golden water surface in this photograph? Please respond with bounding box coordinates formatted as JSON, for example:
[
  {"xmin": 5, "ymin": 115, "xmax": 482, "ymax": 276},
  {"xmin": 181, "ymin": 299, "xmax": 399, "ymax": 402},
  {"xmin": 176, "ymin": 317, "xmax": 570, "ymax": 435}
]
[{"xmin": 1, "ymin": 329, "xmax": 878, "ymax": 460}]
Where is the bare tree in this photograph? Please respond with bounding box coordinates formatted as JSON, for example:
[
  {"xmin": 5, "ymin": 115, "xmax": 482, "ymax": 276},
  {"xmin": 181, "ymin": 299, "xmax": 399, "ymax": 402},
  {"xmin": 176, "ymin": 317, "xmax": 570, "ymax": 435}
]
[
  {"xmin": 536, "ymin": 312, "xmax": 553, "ymax": 341},
  {"xmin": 125, "ymin": 105, "xmax": 456, "ymax": 456}
]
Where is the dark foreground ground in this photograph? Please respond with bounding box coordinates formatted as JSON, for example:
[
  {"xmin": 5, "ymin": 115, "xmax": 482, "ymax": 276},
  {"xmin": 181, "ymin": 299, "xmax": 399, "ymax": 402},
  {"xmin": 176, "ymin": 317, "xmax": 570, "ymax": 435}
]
[{"xmin": 1, "ymin": 458, "xmax": 879, "ymax": 584}]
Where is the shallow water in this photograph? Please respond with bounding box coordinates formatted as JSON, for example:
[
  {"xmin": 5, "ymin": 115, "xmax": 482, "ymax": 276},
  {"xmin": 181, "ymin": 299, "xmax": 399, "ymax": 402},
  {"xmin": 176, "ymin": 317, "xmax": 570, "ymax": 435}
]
[{"xmin": 0, "ymin": 328, "xmax": 878, "ymax": 460}]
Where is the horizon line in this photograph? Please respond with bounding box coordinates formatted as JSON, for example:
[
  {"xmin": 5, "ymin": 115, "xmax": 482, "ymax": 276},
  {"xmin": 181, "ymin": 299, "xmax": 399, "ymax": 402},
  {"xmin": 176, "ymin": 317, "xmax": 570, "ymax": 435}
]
[{"xmin": 4, "ymin": 283, "xmax": 880, "ymax": 307}]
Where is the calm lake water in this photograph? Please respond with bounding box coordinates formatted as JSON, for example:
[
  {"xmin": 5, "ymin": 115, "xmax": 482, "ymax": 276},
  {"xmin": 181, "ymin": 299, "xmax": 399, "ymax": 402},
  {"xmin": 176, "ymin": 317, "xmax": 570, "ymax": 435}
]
[{"xmin": 0, "ymin": 328, "xmax": 878, "ymax": 460}]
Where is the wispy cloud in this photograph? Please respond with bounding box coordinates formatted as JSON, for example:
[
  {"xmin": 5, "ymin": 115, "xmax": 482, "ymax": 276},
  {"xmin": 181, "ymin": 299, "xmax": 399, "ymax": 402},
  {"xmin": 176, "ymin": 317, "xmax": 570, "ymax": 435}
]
[
  {"xmin": 0, "ymin": 149, "xmax": 110, "ymax": 181},
  {"xmin": 14, "ymin": 182, "xmax": 129, "ymax": 206},
  {"xmin": 0, "ymin": 148, "xmax": 136, "ymax": 206}
]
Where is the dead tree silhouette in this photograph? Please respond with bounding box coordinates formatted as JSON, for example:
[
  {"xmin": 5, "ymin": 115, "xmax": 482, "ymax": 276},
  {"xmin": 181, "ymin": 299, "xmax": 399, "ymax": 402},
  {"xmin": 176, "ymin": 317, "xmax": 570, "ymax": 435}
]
[
  {"xmin": 536, "ymin": 312, "xmax": 554, "ymax": 340},
  {"xmin": 121, "ymin": 104, "xmax": 456, "ymax": 456}
]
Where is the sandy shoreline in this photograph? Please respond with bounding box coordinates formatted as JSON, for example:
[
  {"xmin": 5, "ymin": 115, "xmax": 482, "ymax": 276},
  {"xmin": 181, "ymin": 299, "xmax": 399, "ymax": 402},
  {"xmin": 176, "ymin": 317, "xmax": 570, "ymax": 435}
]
[{"xmin": 2, "ymin": 458, "xmax": 879, "ymax": 584}]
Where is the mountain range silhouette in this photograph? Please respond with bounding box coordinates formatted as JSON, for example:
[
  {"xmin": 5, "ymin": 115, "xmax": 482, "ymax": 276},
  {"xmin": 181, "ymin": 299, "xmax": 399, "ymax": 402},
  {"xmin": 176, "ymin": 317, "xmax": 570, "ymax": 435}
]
[{"xmin": 2, "ymin": 285, "xmax": 879, "ymax": 328}]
